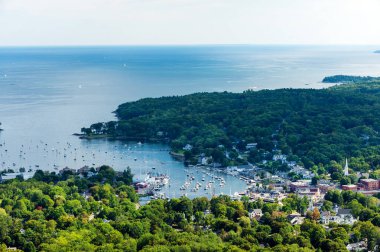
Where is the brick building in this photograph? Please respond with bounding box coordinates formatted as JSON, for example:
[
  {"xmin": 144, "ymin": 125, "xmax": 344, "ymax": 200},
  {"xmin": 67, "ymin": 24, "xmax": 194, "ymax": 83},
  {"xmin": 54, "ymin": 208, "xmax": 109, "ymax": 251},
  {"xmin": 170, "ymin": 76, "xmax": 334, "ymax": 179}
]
[
  {"xmin": 342, "ymin": 184, "xmax": 357, "ymax": 191},
  {"xmin": 359, "ymin": 179, "xmax": 380, "ymax": 191}
]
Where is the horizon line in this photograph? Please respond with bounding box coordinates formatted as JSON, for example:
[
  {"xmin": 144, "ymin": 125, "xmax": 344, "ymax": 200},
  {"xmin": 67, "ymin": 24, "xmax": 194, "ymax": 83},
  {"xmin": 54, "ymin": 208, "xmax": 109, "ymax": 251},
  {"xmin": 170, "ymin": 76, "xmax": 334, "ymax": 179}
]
[{"xmin": 0, "ymin": 43, "xmax": 379, "ymax": 48}]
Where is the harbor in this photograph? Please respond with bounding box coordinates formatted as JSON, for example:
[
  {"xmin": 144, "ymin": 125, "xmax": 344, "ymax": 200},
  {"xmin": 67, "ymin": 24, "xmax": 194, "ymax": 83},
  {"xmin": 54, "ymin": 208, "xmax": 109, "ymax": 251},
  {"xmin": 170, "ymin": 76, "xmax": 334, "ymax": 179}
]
[
  {"xmin": 0, "ymin": 138, "xmax": 247, "ymax": 200},
  {"xmin": 134, "ymin": 164, "xmax": 248, "ymax": 203}
]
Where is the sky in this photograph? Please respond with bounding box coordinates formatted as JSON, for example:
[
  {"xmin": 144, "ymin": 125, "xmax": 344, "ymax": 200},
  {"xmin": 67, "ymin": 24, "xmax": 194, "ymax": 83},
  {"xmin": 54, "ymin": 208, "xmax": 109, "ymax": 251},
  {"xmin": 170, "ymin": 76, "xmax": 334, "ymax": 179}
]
[{"xmin": 0, "ymin": 0, "xmax": 380, "ymax": 46}]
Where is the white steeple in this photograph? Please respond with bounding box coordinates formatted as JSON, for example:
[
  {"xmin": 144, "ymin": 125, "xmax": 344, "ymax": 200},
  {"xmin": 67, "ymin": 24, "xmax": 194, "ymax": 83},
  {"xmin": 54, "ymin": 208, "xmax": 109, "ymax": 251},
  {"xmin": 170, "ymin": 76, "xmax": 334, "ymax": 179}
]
[{"xmin": 344, "ymin": 158, "xmax": 349, "ymax": 176}]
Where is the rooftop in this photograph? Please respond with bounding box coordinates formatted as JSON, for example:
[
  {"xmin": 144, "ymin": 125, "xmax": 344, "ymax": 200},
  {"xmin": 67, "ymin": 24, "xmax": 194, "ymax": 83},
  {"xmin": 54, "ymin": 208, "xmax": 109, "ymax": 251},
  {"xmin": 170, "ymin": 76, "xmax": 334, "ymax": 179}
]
[{"xmin": 337, "ymin": 209, "xmax": 352, "ymax": 215}]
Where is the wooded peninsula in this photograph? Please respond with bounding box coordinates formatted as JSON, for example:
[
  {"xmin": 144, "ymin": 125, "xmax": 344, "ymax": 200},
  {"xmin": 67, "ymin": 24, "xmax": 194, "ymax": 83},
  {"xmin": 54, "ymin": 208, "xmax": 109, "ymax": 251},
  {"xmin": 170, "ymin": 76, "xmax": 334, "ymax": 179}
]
[{"xmin": 82, "ymin": 78, "xmax": 380, "ymax": 176}]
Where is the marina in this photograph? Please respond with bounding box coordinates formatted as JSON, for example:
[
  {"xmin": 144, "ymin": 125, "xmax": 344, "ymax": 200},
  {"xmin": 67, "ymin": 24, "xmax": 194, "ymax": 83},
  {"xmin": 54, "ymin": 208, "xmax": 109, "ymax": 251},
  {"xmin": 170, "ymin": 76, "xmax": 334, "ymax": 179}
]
[
  {"xmin": 135, "ymin": 164, "xmax": 247, "ymax": 202},
  {"xmin": 0, "ymin": 137, "xmax": 247, "ymax": 199}
]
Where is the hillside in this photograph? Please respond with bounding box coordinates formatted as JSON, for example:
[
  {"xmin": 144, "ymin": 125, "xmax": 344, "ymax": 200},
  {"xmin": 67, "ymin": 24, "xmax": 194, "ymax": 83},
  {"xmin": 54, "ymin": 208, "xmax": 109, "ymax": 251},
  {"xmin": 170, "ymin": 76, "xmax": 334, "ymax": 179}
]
[
  {"xmin": 82, "ymin": 82, "xmax": 380, "ymax": 172},
  {"xmin": 322, "ymin": 75, "xmax": 380, "ymax": 83}
]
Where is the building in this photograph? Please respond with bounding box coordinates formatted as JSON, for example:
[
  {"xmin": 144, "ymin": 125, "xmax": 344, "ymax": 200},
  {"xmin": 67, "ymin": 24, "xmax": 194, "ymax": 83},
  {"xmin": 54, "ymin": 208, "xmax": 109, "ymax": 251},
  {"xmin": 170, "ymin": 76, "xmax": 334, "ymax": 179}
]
[
  {"xmin": 290, "ymin": 216, "xmax": 305, "ymax": 225},
  {"xmin": 298, "ymin": 187, "xmax": 320, "ymax": 196},
  {"xmin": 320, "ymin": 211, "xmax": 331, "ymax": 225},
  {"xmin": 246, "ymin": 143, "xmax": 257, "ymax": 150},
  {"xmin": 346, "ymin": 241, "xmax": 367, "ymax": 251},
  {"xmin": 287, "ymin": 212, "xmax": 302, "ymax": 220},
  {"xmin": 183, "ymin": 144, "xmax": 193, "ymax": 151},
  {"xmin": 321, "ymin": 208, "xmax": 358, "ymax": 225},
  {"xmin": 342, "ymin": 184, "xmax": 357, "ymax": 191},
  {"xmin": 344, "ymin": 158, "xmax": 349, "ymax": 176},
  {"xmin": 290, "ymin": 165, "xmax": 315, "ymax": 179},
  {"xmin": 359, "ymin": 179, "xmax": 380, "ymax": 191},
  {"xmin": 249, "ymin": 209, "xmax": 263, "ymax": 220},
  {"xmin": 289, "ymin": 181, "xmax": 309, "ymax": 192},
  {"xmin": 317, "ymin": 183, "xmax": 336, "ymax": 194}
]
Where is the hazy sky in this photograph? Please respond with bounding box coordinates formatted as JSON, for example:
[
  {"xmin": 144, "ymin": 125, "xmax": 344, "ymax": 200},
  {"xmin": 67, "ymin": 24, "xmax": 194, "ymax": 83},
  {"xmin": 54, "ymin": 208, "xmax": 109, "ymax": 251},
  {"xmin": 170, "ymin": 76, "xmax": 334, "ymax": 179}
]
[{"xmin": 1, "ymin": 0, "xmax": 380, "ymax": 46}]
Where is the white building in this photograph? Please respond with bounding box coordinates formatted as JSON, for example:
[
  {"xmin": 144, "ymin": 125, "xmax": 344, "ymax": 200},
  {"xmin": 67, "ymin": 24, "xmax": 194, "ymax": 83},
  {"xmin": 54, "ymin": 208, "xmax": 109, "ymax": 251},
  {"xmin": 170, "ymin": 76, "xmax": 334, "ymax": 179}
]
[
  {"xmin": 344, "ymin": 158, "xmax": 349, "ymax": 176},
  {"xmin": 248, "ymin": 209, "xmax": 263, "ymax": 220},
  {"xmin": 246, "ymin": 143, "xmax": 258, "ymax": 150},
  {"xmin": 321, "ymin": 208, "xmax": 357, "ymax": 225},
  {"xmin": 183, "ymin": 144, "xmax": 193, "ymax": 151}
]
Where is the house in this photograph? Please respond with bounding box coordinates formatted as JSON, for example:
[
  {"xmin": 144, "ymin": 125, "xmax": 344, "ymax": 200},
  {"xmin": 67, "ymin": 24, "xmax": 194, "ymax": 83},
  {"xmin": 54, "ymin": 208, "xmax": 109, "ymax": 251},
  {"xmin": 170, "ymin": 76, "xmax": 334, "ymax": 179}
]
[
  {"xmin": 273, "ymin": 154, "xmax": 287, "ymax": 162},
  {"xmin": 297, "ymin": 187, "xmax": 321, "ymax": 200},
  {"xmin": 287, "ymin": 212, "xmax": 301, "ymax": 219},
  {"xmin": 317, "ymin": 183, "xmax": 336, "ymax": 194},
  {"xmin": 289, "ymin": 181, "xmax": 309, "ymax": 192},
  {"xmin": 183, "ymin": 144, "xmax": 193, "ymax": 151},
  {"xmin": 200, "ymin": 157, "xmax": 211, "ymax": 166},
  {"xmin": 346, "ymin": 241, "xmax": 367, "ymax": 251},
  {"xmin": 246, "ymin": 143, "xmax": 258, "ymax": 150},
  {"xmin": 321, "ymin": 208, "xmax": 357, "ymax": 225},
  {"xmin": 290, "ymin": 216, "xmax": 305, "ymax": 225},
  {"xmin": 320, "ymin": 211, "xmax": 331, "ymax": 225},
  {"xmin": 249, "ymin": 209, "xmax": 263, "ymax": 220},
  {"xmin": 203, "ymin": 210, "xmax": 212, "ymax": 216}
]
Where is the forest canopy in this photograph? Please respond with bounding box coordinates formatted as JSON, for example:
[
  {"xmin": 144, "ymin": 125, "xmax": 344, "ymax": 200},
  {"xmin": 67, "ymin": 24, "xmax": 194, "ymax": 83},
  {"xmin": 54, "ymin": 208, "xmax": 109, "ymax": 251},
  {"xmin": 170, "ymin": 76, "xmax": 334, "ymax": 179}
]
[
  {"xmin": 82, "ymin": 81, "xmax": 380, "ymax": 171},
  {"xmin": 1, "ymin": 167, "xmax": 380, "ymax": 251},
  {"xmin": 322, "ymin": 75, "xmax": 380, "ymax": 83}
]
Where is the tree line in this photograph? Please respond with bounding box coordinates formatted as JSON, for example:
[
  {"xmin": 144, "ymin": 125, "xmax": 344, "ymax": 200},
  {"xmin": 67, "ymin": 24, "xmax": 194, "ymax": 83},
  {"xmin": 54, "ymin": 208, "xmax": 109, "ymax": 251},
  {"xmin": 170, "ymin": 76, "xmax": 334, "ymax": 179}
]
[{"xmin": 1, "ymin": 166, "xmax": 380, "ymax": 251}]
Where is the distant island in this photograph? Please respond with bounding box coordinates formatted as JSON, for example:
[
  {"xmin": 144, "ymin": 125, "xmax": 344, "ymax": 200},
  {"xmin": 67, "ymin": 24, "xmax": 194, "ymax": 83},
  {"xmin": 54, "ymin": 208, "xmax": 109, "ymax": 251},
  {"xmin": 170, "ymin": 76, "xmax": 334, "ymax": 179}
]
[
  {"xmin": 81, "ymin": 81, "xmax": 380, "ymax": 176},
  {"xmin": 375, "ymin": 50, "xmax": 380, "ymax": 53},
  {"xmin": 322, "ymin": 75, "xmax": 380, "ymax": 83}
]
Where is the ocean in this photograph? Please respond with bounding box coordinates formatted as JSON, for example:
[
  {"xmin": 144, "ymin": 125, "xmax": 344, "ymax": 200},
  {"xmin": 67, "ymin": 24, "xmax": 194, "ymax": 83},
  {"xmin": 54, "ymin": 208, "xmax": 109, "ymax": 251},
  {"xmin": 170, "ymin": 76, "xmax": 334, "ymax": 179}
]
[{"xmin": 0, "ymin": 45, "xmax": 379, "ymax": 198}]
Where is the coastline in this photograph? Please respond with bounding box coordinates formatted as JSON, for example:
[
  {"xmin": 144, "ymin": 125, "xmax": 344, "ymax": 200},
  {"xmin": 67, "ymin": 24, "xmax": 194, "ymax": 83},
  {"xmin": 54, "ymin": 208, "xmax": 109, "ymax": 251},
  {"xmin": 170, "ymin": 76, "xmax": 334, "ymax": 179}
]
[
  {"xmin": 74, "ymin": 133, "xmax": 167, "ymax": 143},
  {"xmin": 74, "ymin": 133, "xmax": 185, "ymax": 161},
  {"xmin": 169, "ymin": 151, "xmax": 185, "ymax": 161}
]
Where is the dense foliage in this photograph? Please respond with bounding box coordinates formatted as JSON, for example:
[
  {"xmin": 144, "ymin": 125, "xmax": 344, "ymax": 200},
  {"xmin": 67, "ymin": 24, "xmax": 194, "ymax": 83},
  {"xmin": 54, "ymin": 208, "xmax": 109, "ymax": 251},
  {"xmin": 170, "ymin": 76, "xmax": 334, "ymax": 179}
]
[
  {"xmin": 83, "ymin": 82, "xmax": 380, "ymax": 171},
  {"xmin": 322, "ymin": 75, "xmax": 380, "ymax": 83},
  {"xmin": 1, "ymin": 167, "xmax": 380, "ymax": 251}
]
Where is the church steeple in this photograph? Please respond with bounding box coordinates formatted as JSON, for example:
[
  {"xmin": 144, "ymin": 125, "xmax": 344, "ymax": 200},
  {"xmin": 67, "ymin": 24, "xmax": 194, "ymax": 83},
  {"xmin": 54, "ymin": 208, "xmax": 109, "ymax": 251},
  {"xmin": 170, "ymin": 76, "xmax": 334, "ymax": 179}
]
[{"xmin": 344, "ymin": 158, "xmax": 349, "ymax": 176}]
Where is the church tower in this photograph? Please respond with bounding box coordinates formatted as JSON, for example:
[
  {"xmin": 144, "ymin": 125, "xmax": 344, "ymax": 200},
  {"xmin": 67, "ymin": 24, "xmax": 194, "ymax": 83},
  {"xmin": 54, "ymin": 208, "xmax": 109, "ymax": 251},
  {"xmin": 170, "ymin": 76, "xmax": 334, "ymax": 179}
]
[{"xmin": 344, "ymin": 158, "xmax": 349, "ymax": 176}]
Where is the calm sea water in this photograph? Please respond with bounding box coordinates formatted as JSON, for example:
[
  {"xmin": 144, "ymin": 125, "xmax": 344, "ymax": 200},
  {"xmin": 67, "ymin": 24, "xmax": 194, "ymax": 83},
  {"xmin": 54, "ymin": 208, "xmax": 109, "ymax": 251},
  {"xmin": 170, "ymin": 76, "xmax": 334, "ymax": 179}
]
[{"xmin": 0, "ymin": 45, "xmax": 379, "ymax": 197}]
